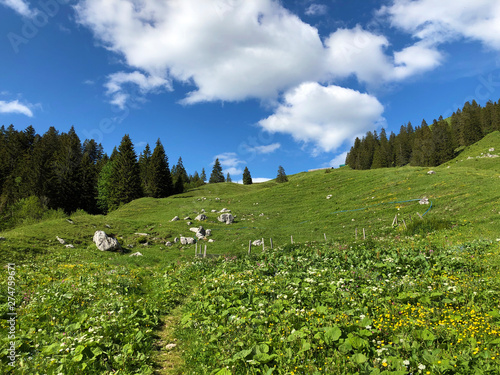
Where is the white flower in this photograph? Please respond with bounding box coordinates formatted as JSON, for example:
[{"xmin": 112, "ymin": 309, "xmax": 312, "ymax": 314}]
[
  {"xmin": 418, "ymin": 363, "xmax": 426, "ymax": 370},
  {"xmin": 403, "ymin": 360, "xmax": 410, "ymax": 366},
  {"xmin": 360, "ymin": 314, "xmax": 366, "ymax": 319},
  {"xmin": 365, "ymin": 325, "xmax": 372, "ymax": 330}
]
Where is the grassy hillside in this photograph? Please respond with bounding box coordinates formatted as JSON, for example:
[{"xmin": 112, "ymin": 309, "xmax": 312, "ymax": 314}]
[
  {"xmin": 2, "ymin": 132, "xmax": 499, "ymax": 264},
  {"xmin": 1, "ymin": 132, "xmax": 499, "ymax": 374}
]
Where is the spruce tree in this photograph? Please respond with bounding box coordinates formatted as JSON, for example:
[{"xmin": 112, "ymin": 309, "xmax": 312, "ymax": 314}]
[
  {"xmin": 97, "ymin": 160, "xmax": 113, "ymax": 213},
  {"xmin": 276, "ymin": 165, "xmax": 288, "ymax": 183},
  {"xmin": 200, "ymin": 168, "xmax": 207, "ymax": 183},
  {"xmin": 138, "ymin": 144, "xmax": 152, "ymax": 197},
  {"xmin": 173, "ymin": 157, "xmax": 188, "ymax": 194},
  {"xmin": 150, "ymin": 139, "xmax": 173, "ymax": 198},
  {"xmin": 108, "ymin": 134, "xmax": 142, "ymax": 210},
  {"xmin": 242, "ymin": 167, "xmax": 252, "ymax": 185},
  {"xmin": 226, "ymin": 173, "xmax": 232, "ymax": 183},
  {"xmin": 209, "ymin": 158, "xmax": 225, "ymax": 183}
]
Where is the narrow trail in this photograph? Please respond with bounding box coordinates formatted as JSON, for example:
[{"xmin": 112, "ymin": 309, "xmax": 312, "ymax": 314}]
[{"xmin": 153, "ymin": 304, "xmax": 186, "ymax": 375}]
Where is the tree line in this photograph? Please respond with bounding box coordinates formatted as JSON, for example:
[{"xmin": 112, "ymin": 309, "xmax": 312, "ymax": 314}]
[
  {"xmin": 0, "ymin": 126, "xmax": 219, "ymax": 227},
  {"xmin": 346, "ymin": 99, "xmax": 500, "ymax": 169}
]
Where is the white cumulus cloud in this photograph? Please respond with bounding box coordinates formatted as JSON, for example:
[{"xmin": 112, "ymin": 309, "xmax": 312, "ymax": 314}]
[
  {"xmin": 380, "ymin": 0, "xmax": 500, "ymax": 50},
  {"xmin": 213, "ymin": 152, "xmax": 246, "ymax": 176},
  {"xmin": 0, "ymin": 100, "xmax": 34, "ymax": 117},
  {"xmin": 0, "ymin": 0, "xmax": 36, "ymax": 18},
  {"xmin": 305, "ymin": 4, "xmax": 328, "ymax": 16},
  {"xmin": 258, "ymin": 82, "xmax": 384, "ymax": 154}
]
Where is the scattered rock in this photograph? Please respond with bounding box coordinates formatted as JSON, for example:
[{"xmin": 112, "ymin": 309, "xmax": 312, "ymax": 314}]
[
  {"xmin": 215, "ymin": 198, "xmax": 220, "ymax": 201},
  {"xmin": 93, "ymin": 231, "xmax": 121, "ymax": 252},
  {"xmin": 65, "ymin": 244, "xmax": 75, "ymax": 249},
  {"xmin": 130, "ymin": 252, "xmax": 143, "ymax": 257},
  {"xmin": 208, "ymin": 239, "xmax": 215, "ymax": 243},
  {"xmin": 195, "ymin": 214, "xmax": 207, "ymax": 221},
  {"xmin": 259, "ymin": 213, "xmax": 265, "ymax": 216},
  {"xmin": 189, "ymin": 228, "xmax": 199, "ymax": 233},
  {"xmin": 490, "ymin": 148, "xmax": 495, "ymax": 152},
  {"xmin": 205, "ymin": 229, "xmax": 212, "ymax": 237},
  {"xmin": 201, "ymin": 209, "xmax": 206, "ymax": 213},
  {"xmin": 180, "ymin": 237, "xmax": 196, "ymax": 245},
  {"xmin": 419, "ymin": 197, "xmax": 430, "ymax": 205},
  {"xmin": 218, "ymin": 213, "xmax": 234, "ymax": 224},
  {"xmin": 66, "ymin": 219, "xmax": 74, "ymax": 224},
  {"xmin": 0, "ymin": 237, "xmax": 5, "ymax": 241},
  {"xmin": 165, "ymin": 343, "xmax": 177, "ymax": 351},
  {"xmin": 184, "ymin": 216, "xmax": 191, "ymax": 220},
  {"xmin": 105, "ymin": 224, "xmax": 111, "ymax": 228},
  {"xmin": 427, "ymin": 170, "xmax": 436, "ymax": 175},
  {"xmin": 326, "ymin": 194, "xmax": 332, "ymax": 199},
  {"xmin": 211, "ymin": 209, "xmax": 217, "ymax": 213},
  {"xmin": 174, "ymin": 237, "xmax": 179, "ymax": 243},
  {"xmin": 134, "ymin": 233, "xmax": 148, "ymax": 236},
  {"xmin": 171, "ymin": 216, "xmax": 180, "ymax": 222},
  {"xmin": 187, "ymin": 222, "xmax": 192, "ymax": 226},
  {"xmin": 196, "ymin": 232, "xmax": 205, "ymax": 239},
  {"xmin": 128, "ymin": 244, "xmax": 134, "ymax": 249},
  {"xmin": 220, "ymin": 208, "xmax": 231, "ymax": 213},
  {"xmin": 252, "ymin": 239, "xmax": 263, "ymax": 246},
  {"xmin": 56, "ymin": 236, "xmax": 66, "ymax": 245},
  {"xmin": 165, "ymin": 241, "xmax": 173, "ymax": 247}
]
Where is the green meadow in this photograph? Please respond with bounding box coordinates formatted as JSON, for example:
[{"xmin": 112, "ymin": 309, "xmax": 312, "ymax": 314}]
[{"xmin": 1, "ymin": 132, "xmax": 499, "ymax": 374}]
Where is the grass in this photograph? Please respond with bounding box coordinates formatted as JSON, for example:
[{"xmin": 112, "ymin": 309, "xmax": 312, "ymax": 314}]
[{"xmin": 0, "ymin": 132, "xmax": 499, "ymax": 374}]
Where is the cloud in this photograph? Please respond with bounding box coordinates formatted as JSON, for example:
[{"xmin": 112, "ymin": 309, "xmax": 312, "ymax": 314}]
[
  {"xmin": 323, "ymin": 151, "xmax": 348, "ymax": 168},
  {"xmin": 236, "ymin": 177, "xmax": 271, "ymax": 184},
  {"xmin": 325, "ymin": 26, "xmax": 442, "ymax": 84},
  {"xmin": 213, "ymin": 152, "xmax": 246, "ymax": 176},
  {"xmin": 75, "ymin": 0, "xmax": 326, "ymax": 105},
  {"xmin": 0, "ymin": 0, "xmax": 36, "ymax": 18},
  {"xmin": 258, "ymin": 82, "xmax": 384, "ymax": 153},
  {"xmin": 0, "ymin": 100, "xmax": 34, "ymax": 117},
  {"xmin": 104, "ymin": 71, "xmax": 172, "ymax": 108},
  {"xmin": 245, "ymin": 142, "xmax": 281, "ymax": 154},
  {"xmin": 305, "ymin": 4, "xmax": 328, "ymax": 16},
  {"xmin": 380, "ymin": 0, "xmax": 500, "ymax": 50}
]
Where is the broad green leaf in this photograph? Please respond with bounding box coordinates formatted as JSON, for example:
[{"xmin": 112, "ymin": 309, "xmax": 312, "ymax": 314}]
[{"xmin": 352, "ymin": 353, "xmax": 367, "ymax": 364}]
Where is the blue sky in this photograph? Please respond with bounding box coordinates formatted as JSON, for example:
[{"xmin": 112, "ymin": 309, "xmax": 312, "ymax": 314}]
[{"xmin": 1, "ymin": 0, "xmax": 500, "ymax": 183}]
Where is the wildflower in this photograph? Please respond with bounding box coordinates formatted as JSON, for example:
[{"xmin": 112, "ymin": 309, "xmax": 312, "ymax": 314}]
[
  {"xmin": 418, "ymin": 363, "xmax": 426, "ymax": 370},
  {"xmin": 403, "ymin": 360, "xmax": 410, "ymax": 366}
]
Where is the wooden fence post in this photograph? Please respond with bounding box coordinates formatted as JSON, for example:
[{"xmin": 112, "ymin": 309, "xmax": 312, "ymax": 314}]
[
  {"xmin": 204, "ymin": 245, "xmax": 207, "ymax": 258},
  {"xmin": 291, "ymin": 235, "xmax": 294, "ymax": 244},
  {"xmin": 270, "ymin": 238, "xmax": 273, "ymax": 249},
  {"xmin": 355, "ymin": 228, "xmax": 358, "ymax": 240},
  {"xmin": 363, "ymin": 228, "xmax": 366, "ymax": 240},
  {"xmin": 324, "ymin": 233, "xmax": 327, "ymax": 241},
  {"xmin": 248, "ymin": 240, "xmax": 252, "ymax": 255},
  {"xmin": 262, "ymin": 238, "xmax": 265, "ymax": 252}
]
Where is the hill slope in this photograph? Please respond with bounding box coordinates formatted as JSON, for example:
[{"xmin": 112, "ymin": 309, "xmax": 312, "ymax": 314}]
[{"xmin": 1, "ymin": 132, "xmax": 499, "ymax": 263}]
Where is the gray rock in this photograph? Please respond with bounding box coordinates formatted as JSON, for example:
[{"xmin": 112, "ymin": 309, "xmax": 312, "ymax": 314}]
[
  {"xmin": 67, "ymin": 219, "xmax": 74, "ymax": 224},
  {"xmin": 220, "ymin": 208, "xmax": 231, "ymax": 213},
  {"xmin": 187, "ymin": 221, "xmax": 192, "ymax": 225},
  {"xmin": 419, "ymin": 197, "xmax": 429, "ymax": 205},
  {"xmin": 56, "ymin": 236, "xmax": 66, "ymax": 245},
  {"xmin": 490, "ymin": 148, "xmax": 495, "ymax": 152},
  {"xmin": 93, "ymin": 231, "xmax": 121, "ymax": 252},
  {"xmin": 165, "ymin": 241, "xmax": 173, "ymax": 247},
  {"xmin": 180, "ymin": 237, "xmax": 195, "ymax": 245},
  {"xmin": 259, "ymin": 213, "xmax": 265, "ymax": 216},
  {"xmin": 0, "ymin": 237, "xmax": 5, "ymax": 241},
  {"xmin": 184, "ymin": 216, "xmax": 191, "ymax": 220},
  {"xmin": 130, "ymin": 252, "xmax": 143, "ymax": 257},
  {"xmin": 65, "ymin": 244, "xmax": 75, "ymax": 249},
  {"xmin": 252, "ymin": 239, "xmax": 263, "ymax": 246},
  {"xmin": 211, "ymin": 209, "xmax": 217, "ymax": 213},
  {"xmin": 205, "ymin": 229, "xmax": 212, "ymax": 237},
  {"xmin": 427, "ymin": 170, "xmax": 436, "ymax": 175},
  {"xmin": 135, "ymin": 233, "xmax": 148, "ymax": 236},
  {"xmin": 196, "ymin": 232, "xmax": 205, "ymax": 239},
  {"xmin": 208, "ymin": 239, "xmax": 215, "ymax": 243},
  {"xmin": 105, "ymin": 224, "xmax": 111, "ymax": 228},
  {"xmin": 174, "ymin": 237, "xmax": 179, "ymax": 243},
  {"xmin": 195, "ymin": 214, "xmax": 207, "ymax": 221},
  {"xmin": 201, "ymin": 209, "xmax": 206, "ymax": 213},
  {"xmin": 189, "ymin": 228, "xmax": 199, "ymax": 233},
  {"xmin": 218, "ymin": 213, "xmax": 234, "ymax": 224},
  {"xmin": 171, "ymin": 216, "xmax": 180, "ymax": 221}
]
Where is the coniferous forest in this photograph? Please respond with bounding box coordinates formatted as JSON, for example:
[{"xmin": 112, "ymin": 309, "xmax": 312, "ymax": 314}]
[
  {"xmin": 346, "ymin": 99, "xmax": 500, "ymax": 169},
  {"xmin": 0, "ymin": 126, "xmax": 207, "ymax": 229}
]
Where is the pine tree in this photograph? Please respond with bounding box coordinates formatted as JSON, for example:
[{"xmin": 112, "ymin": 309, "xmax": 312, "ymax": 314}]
[
  {"xmin": 209, "ymin": 158, "xmax": 225, "ymax": 183},
  {"xmin": 138, "ymin": 144, "xmax": 153, "ymax": 197},
  {"xmin": 97, "ymin": 160, "xmax": 113, "ymax": 213},
  {"xmin": 226, "ymin": 173, "xmax": 232, "ymax": 183},
  {"xmin": 149, "ymin": 139, "xmax": 173, "ymax": 198},
  {"xmin": 242, "ymin": 167, "xmax": 252, "ymax": 185},
  {"xmin": 108, "ymin": 134, "xmax": 142, "ymax": 210},
  {"xmin": 52, "ymin": 127, "xmax": 83, "ymax": 213},
  {"xmin": 276, "ymin": 165, "xmax": 288, "ymax": 183},
  {"xmin": 200, "ymin": 168, "xmax": 207, "ymax": 183},
  {"xmin": 371, "ymin": 128, "xmax": 390, "ymax": 169}
]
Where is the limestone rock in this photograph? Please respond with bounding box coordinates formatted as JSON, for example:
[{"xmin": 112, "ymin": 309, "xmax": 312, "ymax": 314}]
[
  {"xmin": 165, "ymin": 241, "xmax": 173, "ymax": 247},
  {"xmin": 208, "ymin": 239, "xmax": 215, "ymax": 243},
  {"xmin": 174, "ymin": 237, "xmax": 179, "ymax": 243},
  {"xmin": 211, "ymin": 209, "xmax": 217, "ymax": 213},
  {"xmin": 195, "ymin": 214, "xmax": 207, "ymax": 221},
  {"xmin": 218, "ymin": 213, "xmax": 234, "ymax": 224},
  {"xmin": 427, "ymin": 170, "xmax": 436, "ymax": 175},
  {"xmin": 56, "ymin": 236, "xmax": 66, "ymax": 245},
  {"xmin": 171, "ymin": 216, "xmax": 180, "ymax": 222},
  {"xmin": 220, "ymin": 208, "xmax": 231, "ymax": 213},
  {"xmin": 184, "ymin": 216, "xmax": 191, "ymax": 220},
  {"xmin": 252, "ymin": 239, "xmax": 262, "ymax": 246},
  {"xmin": 93, "ymin": 231, "xmax": 121, "ymax": 252},
  {"xmin": 130, "ymin": 252, "xmax": 143, "ymax": 257},
  {"xmin": 180, "ymin": 237, "xmax": 195, "ymax": 245},
  {"xmin": 419, "ymin": 197, "xmax": 430, "ymax": 205},
  {"xmin": 205, "ymin": 229, "xmax": 212, "ymax": 237},
  {"xmin": 65, "ymin": 244, "xmax": 75, "ymax": 249}
]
